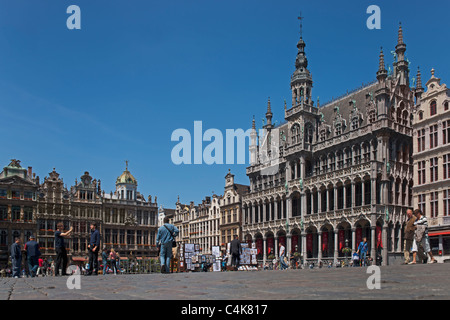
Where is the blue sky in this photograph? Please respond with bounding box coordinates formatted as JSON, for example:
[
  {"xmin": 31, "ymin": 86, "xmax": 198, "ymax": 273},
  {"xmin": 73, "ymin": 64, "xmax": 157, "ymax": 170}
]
[{"xmin": 0, "ymin": 0, "xmax": 449, "ymax": 208}]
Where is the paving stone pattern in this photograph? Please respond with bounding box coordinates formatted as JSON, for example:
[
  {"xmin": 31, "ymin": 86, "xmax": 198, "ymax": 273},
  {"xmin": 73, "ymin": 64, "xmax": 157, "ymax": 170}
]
[{"xmin": 1, "ymin": 263, "xmax": 449, "ymax": 300}]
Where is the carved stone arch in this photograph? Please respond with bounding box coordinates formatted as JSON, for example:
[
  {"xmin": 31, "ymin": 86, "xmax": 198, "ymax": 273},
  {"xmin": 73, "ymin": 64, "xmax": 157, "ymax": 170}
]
[
  {"xmin": 354, "ymin": 213, "xmax": 370, "ymax": 227},
  {"xmin": 307, "ymin": 221, "xmax": 318, "ymax": 232},
  {"xmin": 337, "ymin": 216, "xmax": 351, "ymax": 229},
  {"xmin": 265, "ymin": 230, "xmax": 275, "ymax": 239},
  {"xmin": 322, "ymin": 219, "xmax": 334, "ymax": 231}
]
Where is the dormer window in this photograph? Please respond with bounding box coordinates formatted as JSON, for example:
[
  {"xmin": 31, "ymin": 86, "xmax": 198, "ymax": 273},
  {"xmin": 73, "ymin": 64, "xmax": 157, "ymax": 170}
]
[
  {"xmin": 445, "ymin": 101, "xmax": 449, "ymax": 111},
  {"xmin": 418, "ymin": 111, "xmax": 424, "ymax": 120},
  {"xmin": 351, "ymin": 117, "xmax": 359, "ymax": 130},
  {"xmin": 335, "ymin": 124, "xmax": 342, "ymax": 136},
  {"xmin": 368, "ymin": 110, "xmax": 376, "ymax": 123}
]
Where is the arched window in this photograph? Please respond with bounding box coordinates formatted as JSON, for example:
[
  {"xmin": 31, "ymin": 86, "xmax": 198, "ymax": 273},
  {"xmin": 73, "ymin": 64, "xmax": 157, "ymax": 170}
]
[
  {"xmin": 418, "ymin": 111, "xmax": 424, "ymax": 120},
  {"xmin": 430, "ymin": 100, "xmax": 437, "ymax": 116}
]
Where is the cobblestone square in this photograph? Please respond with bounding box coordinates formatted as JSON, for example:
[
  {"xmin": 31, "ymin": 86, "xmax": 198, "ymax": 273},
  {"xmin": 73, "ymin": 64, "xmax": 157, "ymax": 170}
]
[{"xmin": 1, "ymin": 263, "xmax": 449, "ymax": 300}]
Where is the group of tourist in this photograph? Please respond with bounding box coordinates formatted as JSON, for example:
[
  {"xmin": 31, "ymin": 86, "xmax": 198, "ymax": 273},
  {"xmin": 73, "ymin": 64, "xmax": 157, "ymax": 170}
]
[
  {"xmin": 7, "ymin": 222, "xmax": 103, "ymax": 278},
  {"xmin": 262, "ymin": 208, "xmax": 439, "ymax": 270},
  {"xmin": 8, "ymin": 235, "xmax": 52, "ymax": 278},
  {"xmin": 404, "ymin": 208, "xmax": 437, "ymax": 265},
  {"xmin": 5, "ymin": 207, "xmax": 438, "ymax": 278},
  {"xmin": 101, "ymin": 247, "xmax": 123, "ymax": 275}
]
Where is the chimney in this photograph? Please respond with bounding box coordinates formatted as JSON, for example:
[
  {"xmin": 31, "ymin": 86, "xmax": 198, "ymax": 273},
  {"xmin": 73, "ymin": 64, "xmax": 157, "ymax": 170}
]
[{"xmin": 28, "ymin": 166, "xmax": 32, "ymax": 178}]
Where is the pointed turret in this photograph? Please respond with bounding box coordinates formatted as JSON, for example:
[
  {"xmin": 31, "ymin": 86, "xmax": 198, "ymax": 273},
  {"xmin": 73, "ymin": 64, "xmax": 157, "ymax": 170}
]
[
  {"xmin": 394, "ymin": 23, "xmax": 409, "ymax": 86},
  {"xmin": 377, "ymin": 47, "xmax": 388, "ymax": 83},
  {"xmin": 415, "ymin": 67, "xmax": 424, "ymax": 104},
  {"xmin": 250, "ymin": 116, "xmax": 258, "ymax": 166},
  {"xmin": 265, "ymin": 97, "xmax": 273, "ymax": 128}
]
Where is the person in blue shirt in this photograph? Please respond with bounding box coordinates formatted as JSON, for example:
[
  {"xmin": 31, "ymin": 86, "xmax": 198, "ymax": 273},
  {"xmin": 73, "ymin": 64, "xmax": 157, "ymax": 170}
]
[
  {"xmin": 86, "ymin": 223, "xmax": 100, "ymax": 276},
  {"xmin": 156, "ymin": 217, "xmax": 179, "ymax": 274},
  {"xmin": 24, "ymin": 235, "xmax": 41, "ymax": 277},
  {"xmin": 10, "ymin": 238, "xmax": 22, "ymax": 278},
  {"xmin": 356, "ymin": 237, "xmax": 369, "ymax": 266}
]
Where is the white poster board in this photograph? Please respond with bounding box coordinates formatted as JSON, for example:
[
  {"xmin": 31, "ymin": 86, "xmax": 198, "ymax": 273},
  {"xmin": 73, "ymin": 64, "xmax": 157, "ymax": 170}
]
[
  {"xmin": 213, "ymin": 261, "xmax": 221, "ymax": 272},
  {"xmin": 212, "ymin": 246, "xmax": 221, "ymax": 258}
]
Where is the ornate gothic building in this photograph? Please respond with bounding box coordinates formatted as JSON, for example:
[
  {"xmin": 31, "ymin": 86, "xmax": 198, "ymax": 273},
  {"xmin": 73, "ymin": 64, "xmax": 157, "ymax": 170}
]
[
  {"xmin": 242, "ymin": 24, "xmax": 415, "ymax": 266},
  {"xmin": 0, "ymin": 160, "xmax": 158, "ymax": 267}
]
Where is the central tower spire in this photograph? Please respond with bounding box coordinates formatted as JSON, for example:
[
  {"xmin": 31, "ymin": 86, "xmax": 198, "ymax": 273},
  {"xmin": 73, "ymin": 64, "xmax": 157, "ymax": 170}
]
[{"xmin": 290, "ymin": 12, "xmax": 313, "ymax": 108}]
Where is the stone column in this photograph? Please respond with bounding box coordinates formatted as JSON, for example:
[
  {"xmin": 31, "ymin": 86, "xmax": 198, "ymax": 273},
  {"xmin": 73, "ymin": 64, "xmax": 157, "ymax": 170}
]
[
  {"xmin": 318, "ymin": 231, "xmax": 322, "ymax": 262},
  {"xmin": 382, "ymin": 224, "xmax": 388, "ymax": 266},
  {"xmin": 351, "ymin": 181, "xmax": 355, "ymax": 209},
  {"xmin": 251, "ymin": 203, "xmax": 255, "ymax": 224},
  {"xmin": 262, "ymin": 202, "xmax": 266, "ymax": 223},
  {"xmin": 280, "ymin": 199, "xmax": 284, "ymax": 220},
  {"xmin": 274, "ymin": 236, "xmax": 279, "ymax": 257},
  {"xmin": 263, "ymin": 236, "xmax": 267, "ymax": 265},
  {"xmin": 371, "ymin": 226, "xmax": 376, "ymax": 259},
  {"xmin": 301, "ymin": 233, "xmax": 307, "ymax": 265},
  {"xmin": 352, "ymin": 228, "xmax": 356, "ymax": 253},
  {"xmin": 274, "ymin": 200, "xmax": 278, "ymax": 221},
  {"xmin": 334, "ymin": 186, "xmax": 338, "ymax": 211},
  {"xmin": 318, "ymin": 190, "xmax": 322, "ymax": 213},
  {"xmin": 286, "ymin": 197, "xmax": 291, "ymax": 219},
  {"xmin": 371, "ymin": 178, "xmax": 377, "ymax": 205},
  {"xmin": 287, "ymin": 234, "xmax": 292, "ymax": 256},
  {"xmin": 334, "ymin": 229, "xmax": 339, "ymax": 265}
]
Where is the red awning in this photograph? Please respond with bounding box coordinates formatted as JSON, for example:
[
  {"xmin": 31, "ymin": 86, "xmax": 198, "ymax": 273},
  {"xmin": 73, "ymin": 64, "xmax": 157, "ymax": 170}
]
[{"xmin": 429, "ymin": 231, "xmax": 450, "ymax": 237}]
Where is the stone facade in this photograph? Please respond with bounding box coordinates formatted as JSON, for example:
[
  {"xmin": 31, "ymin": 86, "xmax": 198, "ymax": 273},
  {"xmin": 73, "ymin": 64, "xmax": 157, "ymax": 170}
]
[
  {"xmin": 219, "ymin": 170, "xmax": 249, "ymax": 246},
  {"xmin": 242, "ymin": 24, "xmax": 416, "ymax": 266},
  {"xmin": 171, "ymin": 195, "xmax": 221, "ymax": 255},
  {"xmin": 0, "ymin": 160, "xmax": 158, "ymax": 266},
  {"xmin": 0, "ymin": 160, "xmax": 39, "ymax": 264},
  {"xmin": 412, "ymin": 68, "xmax": 450, "ymax": 258}
]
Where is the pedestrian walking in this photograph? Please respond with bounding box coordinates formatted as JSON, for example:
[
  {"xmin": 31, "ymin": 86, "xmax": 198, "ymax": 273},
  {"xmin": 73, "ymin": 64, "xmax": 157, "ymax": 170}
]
[
  {"xmin": 279, "ymin": 242, "xmax": 288, "ymax": 270},
  {"xmin": 156, "ymin": 216, "xmax": 179, "ymax": 274},
  {"xmin": 37, "ymin": 257, "xmax": 44, "ymax": 276},
  {"xmin": 86, "ymin": 223, "xmax": 100, "ymax": 276},
  {"xmin": 109, "ymin": 249, "xmax": 118, "ymax": 275},
  {"xmin": 356, "ymin": 237, "xmax": 369, "ymax": 266},
  {"xmin": 403, "ymin": 209, "xmax": 416, "ymax": 264},
  {"xmin": 24, "ymin": 235, "xmax": 40, "ymax": 277},
  {"xmin": 221, "ymin": 251, "xmax": 228, "ymax": 271},
  {"xmin": 101, "ymin": 247, "xmax": 109, "ymax": 275},
  {"xmin": 116, "ymin": 252, "xmax": 123, "ymax": 273},
  {"xmin": 42, "ymin": 258, "xmax": 48, "ymax": 276},
  {"xmin": 54, "ymin": 223, "xmax": 73, "ymax": 276},
  {"xmin": 10, "ymin": 238, "xmax": 22, "ymax": 278},
  {"xmin": 413, "ymin": 209, "xmax": 437, "ymax": 264},
  {"xmin": 230, "ymin": 235, "xmax": 242, "ymax": 271}
]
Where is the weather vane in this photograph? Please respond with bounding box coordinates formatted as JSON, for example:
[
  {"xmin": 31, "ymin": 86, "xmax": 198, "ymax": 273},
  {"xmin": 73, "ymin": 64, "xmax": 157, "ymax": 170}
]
[{"xmin": 298, "ymin": 12, "xmax": 304, "ymax": 38}]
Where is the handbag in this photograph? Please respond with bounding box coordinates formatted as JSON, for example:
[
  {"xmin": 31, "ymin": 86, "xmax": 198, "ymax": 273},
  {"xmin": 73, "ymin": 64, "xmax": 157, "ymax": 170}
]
[{"xmin": 163, "ymin": 224, "xmax": 177, "ymax": 248}]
